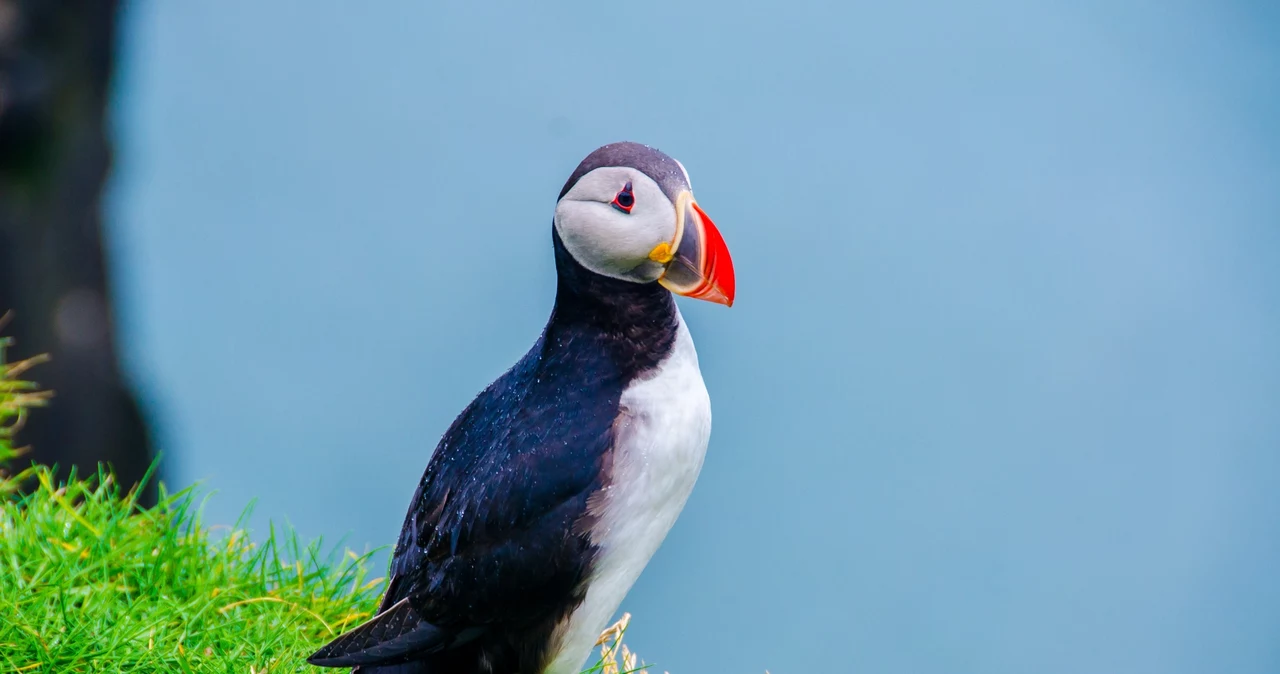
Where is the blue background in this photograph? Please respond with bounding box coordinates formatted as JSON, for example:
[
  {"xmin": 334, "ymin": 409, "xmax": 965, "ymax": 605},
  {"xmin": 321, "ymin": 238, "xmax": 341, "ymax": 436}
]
[{"xmin": 106, "ymin": 2, "xmax": 1279, "ymax": 672}]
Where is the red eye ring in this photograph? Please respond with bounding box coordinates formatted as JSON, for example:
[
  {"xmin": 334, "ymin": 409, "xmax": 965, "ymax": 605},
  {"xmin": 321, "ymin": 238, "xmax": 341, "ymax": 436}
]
[{"xmin": 611, "ymin": 182, "xmax": 635, "ymax": 214}]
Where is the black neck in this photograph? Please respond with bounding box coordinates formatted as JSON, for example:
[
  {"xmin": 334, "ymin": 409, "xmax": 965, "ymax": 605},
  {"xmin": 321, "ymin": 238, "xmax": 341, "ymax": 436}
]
[{"xmin": 543, "ymin": 228, "xmax": 678, "ymax": 377}]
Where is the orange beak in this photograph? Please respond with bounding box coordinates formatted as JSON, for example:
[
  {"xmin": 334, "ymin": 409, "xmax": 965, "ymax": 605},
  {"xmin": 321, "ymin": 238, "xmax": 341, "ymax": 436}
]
[{"xmin": 654, "ymin": 190, "xmax": 736, "ymax": 307}]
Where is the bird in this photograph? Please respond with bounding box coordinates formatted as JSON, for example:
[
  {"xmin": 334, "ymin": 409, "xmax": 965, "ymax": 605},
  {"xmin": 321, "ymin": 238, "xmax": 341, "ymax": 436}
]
[{"xmin": 306, "ymin": 141, "xmax": 735, "ymax": 674}]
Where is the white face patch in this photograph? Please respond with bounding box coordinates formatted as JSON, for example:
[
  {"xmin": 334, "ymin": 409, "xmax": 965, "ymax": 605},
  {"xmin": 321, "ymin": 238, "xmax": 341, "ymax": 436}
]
[{"xmin": 553, "ymin": 167, "xmax": 678, "ymax": 283}]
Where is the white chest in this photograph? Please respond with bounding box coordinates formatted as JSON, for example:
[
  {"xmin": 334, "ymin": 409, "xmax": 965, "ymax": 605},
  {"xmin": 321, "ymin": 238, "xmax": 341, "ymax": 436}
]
[{"xmin": 544, "ymin": 313, "xmax": 712, "ymax": 674}]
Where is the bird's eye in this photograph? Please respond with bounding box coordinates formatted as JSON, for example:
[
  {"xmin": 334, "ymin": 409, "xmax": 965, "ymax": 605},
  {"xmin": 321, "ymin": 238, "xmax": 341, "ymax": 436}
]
[{"xmin": 611, "ymin": 182, "xmax": 635, "ymax": 214}]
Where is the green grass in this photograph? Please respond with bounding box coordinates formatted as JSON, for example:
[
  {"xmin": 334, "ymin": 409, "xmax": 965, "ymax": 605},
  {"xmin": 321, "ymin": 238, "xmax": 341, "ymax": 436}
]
[
  {"xmin": 0, "ymin": 320, "xmax": 650, "ymax": 674},
  {"xmin": 0, "ymin": 463, "xmax": 390, "ymax": 673},
  {"xmin": 0, "ymin": 315, "xmax": 51, "ymax": 467}
]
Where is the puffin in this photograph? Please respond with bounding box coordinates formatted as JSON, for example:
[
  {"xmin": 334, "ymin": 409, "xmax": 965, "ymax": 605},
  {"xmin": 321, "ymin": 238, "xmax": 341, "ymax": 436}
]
[{"xmin": 307, "ymin": 142, "xmax": 734, "ymax": 674}]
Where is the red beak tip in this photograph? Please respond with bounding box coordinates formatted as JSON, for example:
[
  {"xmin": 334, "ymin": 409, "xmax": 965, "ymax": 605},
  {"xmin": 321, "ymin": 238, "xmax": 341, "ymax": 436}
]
[{"xmin": 690, "ymin": 201, "xmax": 735, "ymax": 309}]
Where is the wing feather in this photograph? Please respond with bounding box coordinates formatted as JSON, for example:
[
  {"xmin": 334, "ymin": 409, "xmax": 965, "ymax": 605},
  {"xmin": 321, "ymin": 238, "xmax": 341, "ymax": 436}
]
[{"xmin": 307, "ymin": 598, "xmax": 484, "ymax": 667}]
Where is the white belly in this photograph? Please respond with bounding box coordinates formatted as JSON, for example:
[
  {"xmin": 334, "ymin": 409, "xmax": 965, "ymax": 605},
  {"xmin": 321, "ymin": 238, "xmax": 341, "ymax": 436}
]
[{"xmin": 544, "ymin": 311, "xmax": 712, "ymax": 674}]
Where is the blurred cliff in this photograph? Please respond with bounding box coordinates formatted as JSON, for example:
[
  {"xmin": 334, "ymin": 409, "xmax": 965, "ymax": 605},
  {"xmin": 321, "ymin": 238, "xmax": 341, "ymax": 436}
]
[{"xmin": 0, "ymin": 0, "xmax": 153, "ymax": 501}]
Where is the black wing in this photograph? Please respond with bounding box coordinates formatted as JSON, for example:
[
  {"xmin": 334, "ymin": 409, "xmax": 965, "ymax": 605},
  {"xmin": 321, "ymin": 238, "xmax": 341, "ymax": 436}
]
[
  {"xmin": 309, "ymin": 329, "xmax": 625, "ymax": 667},
  {"xmin": 306, "ymin": 597, "xmax": 480, "ymax": 667}
]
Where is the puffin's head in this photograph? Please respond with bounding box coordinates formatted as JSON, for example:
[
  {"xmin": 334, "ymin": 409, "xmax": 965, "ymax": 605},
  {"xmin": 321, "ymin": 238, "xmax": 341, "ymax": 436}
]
[{"xmin": 554, "ymin": 142, "xmax": 735, "ymax": 307}]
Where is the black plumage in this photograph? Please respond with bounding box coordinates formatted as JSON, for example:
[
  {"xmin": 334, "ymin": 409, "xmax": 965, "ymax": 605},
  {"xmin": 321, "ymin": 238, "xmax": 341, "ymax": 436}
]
[{"xmin": 308, "ymin": 231, "xmax": 680, "ymax": 673}]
